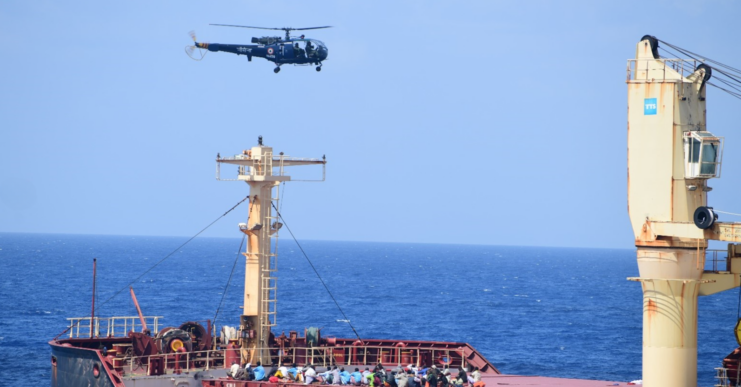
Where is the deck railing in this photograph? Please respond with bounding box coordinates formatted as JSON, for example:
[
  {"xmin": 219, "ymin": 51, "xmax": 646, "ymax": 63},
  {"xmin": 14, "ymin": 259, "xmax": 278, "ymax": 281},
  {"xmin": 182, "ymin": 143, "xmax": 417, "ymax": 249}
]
[
  {"xmin": 626, "ymin": 58, "xmax": 703, "ymax": 82},
  {"xmin": 706, "ymin": 249, "xmax": 729, "ymax": 273},
  {"xmin": 118, "ymin": 345, "xmax": 470, "ymax": 377},
  {"xmin": 66, "ymin": 316, "xmax": 163, "ymax": 338}
]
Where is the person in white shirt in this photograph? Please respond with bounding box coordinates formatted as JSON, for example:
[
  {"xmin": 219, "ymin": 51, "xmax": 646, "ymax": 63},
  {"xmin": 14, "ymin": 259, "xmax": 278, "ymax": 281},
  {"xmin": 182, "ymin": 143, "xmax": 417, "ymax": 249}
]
[
  {"xmin": 304, "ymin": 365, "xmax": 317, "ymax": 384},
  {"xmin": 229, "ymin": 361, "xmax": 239, "ymax": 378}
]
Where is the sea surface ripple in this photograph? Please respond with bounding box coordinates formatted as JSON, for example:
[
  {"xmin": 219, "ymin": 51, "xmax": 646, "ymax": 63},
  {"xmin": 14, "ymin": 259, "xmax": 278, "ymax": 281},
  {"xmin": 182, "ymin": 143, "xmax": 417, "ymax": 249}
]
[{"xmin": 0, "ymin": 233, "xmax": 737, "ymax": 386}]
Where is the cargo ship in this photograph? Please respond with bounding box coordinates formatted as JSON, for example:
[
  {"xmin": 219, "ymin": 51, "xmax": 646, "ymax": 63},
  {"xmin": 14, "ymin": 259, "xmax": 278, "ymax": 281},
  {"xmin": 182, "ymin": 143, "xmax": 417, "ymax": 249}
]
[{"xmin": 49, "ymin": 36, "xmax": 741, "ymax": 387}]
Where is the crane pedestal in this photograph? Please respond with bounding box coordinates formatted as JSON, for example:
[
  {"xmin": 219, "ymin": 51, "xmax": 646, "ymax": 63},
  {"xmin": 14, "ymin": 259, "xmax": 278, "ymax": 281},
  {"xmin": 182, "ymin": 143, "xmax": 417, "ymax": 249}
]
[{"xmin": 634, "ymin": 248, "xmax": 703, "ymax": 386}]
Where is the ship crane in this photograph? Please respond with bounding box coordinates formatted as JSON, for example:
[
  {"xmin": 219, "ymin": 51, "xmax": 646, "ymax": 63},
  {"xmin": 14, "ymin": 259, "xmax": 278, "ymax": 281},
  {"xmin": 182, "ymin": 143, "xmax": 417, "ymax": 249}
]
[
  {"xmin": 627, "ymin": 36, "xmax": 740, "ymax": 387},
  {"xmin": 216, "ymin": 136, "xmax": 326, "ymax": 365}
]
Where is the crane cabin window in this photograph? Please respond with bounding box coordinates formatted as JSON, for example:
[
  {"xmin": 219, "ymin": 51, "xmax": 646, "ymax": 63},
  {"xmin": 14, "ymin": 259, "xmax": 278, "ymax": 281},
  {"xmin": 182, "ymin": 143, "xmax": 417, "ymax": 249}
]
[{"xmin": 684, "ymin": 131, "xmax": 723, "ymax": 178}]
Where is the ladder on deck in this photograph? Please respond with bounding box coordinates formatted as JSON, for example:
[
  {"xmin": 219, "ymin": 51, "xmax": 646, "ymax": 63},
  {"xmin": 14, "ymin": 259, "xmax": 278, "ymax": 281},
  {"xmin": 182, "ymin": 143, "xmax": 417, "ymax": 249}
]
[{"xmin": 259, "ymin": 185, "xmax": 282, "ymax": 331}]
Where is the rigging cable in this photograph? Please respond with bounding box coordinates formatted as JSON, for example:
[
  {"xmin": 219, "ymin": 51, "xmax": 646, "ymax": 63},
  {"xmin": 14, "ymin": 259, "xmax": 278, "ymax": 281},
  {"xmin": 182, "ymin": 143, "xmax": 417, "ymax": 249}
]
[
  {"xmin": 658, "ymin": 39, "xmax": 741, "ymax": 76},
  {"xmin": 274, "ymin": 182, "xmax": 286, "ymax": 258},
  {"xmin": 271, "ymin": 202, "xmax": 364, "ymax": 343},
  {"xmin": 659, "ymin": 46, "xmax": 741, "ymax": 101},
  {"xmin": 213, "ymin": 198, "xmax": 253, "ymax": 327},
  {"xmin": 98, "ymin": 195, "xmax": 250, "ymax": 310},
  {"xmin": 53, "ymin": 195, "xmax": 250, "ymax": 340},
  {"xmin": 212, "ymin": 234, "xmax": 246, "ymax": 327},
  {"xmin": 657, "ymin": 40, "xmax": 741, "ymax": 101},
  {"xmin": 712, "ymin": 210, "xmax": 741, "ymax": 217}
]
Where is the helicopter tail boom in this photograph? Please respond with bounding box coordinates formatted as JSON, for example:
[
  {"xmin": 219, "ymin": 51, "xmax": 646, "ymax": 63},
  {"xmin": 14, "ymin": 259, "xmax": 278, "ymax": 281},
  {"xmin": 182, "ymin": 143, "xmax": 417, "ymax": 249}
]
[{"xmin": 196, "ymin": 42, "xmax": 262, "ymax": 60}]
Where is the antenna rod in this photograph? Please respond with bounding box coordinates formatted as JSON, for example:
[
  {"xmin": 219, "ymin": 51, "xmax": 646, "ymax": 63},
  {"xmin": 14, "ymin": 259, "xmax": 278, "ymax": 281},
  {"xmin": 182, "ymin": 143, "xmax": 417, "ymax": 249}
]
[{"xmin": 90, "ymin": 258, "xmax": 97, "ymax": 338}]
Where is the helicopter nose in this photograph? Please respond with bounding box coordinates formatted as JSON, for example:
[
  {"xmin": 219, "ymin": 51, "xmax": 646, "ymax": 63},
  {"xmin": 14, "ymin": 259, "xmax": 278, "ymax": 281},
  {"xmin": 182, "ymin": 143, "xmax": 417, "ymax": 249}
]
[{"xmin": 318, "ymin": 48, "xmax": 328, "ymax": 60}]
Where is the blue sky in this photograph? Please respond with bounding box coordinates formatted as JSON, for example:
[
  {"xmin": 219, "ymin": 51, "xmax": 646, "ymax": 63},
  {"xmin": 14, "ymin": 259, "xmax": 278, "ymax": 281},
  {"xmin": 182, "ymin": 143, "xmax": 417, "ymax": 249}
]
[{"xmin": 1, "ymin": 0, "xmax": 740, "ymax": 249}]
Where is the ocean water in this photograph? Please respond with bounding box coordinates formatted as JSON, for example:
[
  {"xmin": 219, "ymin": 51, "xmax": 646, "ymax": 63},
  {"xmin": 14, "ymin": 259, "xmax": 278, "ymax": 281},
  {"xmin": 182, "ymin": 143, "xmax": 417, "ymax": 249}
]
[{"xmin": 0, "ymin": 232, "xmax": 738, "ymax": 386}]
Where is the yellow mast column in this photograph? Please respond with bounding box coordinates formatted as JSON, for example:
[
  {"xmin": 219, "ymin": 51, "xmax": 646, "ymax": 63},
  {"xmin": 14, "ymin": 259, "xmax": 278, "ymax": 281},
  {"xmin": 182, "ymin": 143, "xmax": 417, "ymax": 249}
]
[
  {"xmin": 217, "ymin": 137, "xmax": 326, "ymax": 365},
  {"xmin": 242, "ymin": 176, "xmax": 279, "ymax": 364},
  {"xmin": 627, "ymin": 36, "xmax": 738, "ymax": 387}
]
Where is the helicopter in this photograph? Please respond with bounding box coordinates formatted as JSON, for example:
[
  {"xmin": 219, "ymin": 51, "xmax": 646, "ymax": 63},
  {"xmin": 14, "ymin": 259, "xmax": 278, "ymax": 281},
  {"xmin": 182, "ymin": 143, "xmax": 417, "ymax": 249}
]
[{"xmin": 186, "ymin": 24, "xmax": 331, "ymax": 73}]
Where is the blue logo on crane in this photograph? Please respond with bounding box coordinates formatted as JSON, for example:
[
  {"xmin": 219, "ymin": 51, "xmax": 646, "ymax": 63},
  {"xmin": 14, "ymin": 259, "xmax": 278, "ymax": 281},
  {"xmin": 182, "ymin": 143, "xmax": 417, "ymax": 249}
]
[{"xmin": 644, "ymin": 98, "xmax": 657, "ymax": 115}]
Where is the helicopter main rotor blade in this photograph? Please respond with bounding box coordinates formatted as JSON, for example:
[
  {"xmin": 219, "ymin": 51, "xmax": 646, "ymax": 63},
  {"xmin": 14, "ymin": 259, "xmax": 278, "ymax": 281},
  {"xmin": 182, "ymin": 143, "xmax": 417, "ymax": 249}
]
[
  {"xmin": 209, "ymin": 24, "xmax": 332, "ymax": 31},
  {"xmin": 291, "ymin": 26, "xmax": 333, "ymax": 30},
  {"xmin": 210, "ymin": 24, "xmax": 284, "ymax": 31}
]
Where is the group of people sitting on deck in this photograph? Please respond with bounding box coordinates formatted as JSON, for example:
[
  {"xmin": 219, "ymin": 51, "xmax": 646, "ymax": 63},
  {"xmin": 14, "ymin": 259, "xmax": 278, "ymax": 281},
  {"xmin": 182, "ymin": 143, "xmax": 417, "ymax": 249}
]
[{"xmin": 228, "ymin": 362, "xmax": 485, "ymax": 387}]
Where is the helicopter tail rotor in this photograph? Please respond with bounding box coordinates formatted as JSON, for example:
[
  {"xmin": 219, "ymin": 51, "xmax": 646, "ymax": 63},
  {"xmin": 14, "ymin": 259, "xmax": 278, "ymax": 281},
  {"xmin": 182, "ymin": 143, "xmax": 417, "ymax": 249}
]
[{"xmin": 185, "ymin": 30, "xmax": 208, "ymax": 61}]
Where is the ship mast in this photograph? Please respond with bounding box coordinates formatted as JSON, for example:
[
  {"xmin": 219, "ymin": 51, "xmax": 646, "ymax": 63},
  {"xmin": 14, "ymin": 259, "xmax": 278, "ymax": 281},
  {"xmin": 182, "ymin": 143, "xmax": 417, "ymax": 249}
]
[
  {"xmin": 217, "ymin": 137, "xmax": 325, "ymax": 365},
  {"xmin": 627, "ymin": 36, "xmax": 741, "ymax": 387}
]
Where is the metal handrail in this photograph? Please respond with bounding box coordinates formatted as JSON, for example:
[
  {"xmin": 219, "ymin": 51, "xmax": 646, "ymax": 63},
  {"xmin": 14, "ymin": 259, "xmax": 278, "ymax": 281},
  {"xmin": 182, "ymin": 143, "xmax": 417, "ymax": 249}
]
[
  {"xmin": 626, "ymin": 58, "xmax": 702, "ymax": 82},
  {"xmin": 120, "ymin": 349, "xmax": 222, "ymax": 376},
  {"xmin": 714, "ymin": 367, "xmax": 730, "ymax": 387},
  {"xmin": 706, "ymin": 249, "xmax": 729, "ymax": 272},
  {"xmin": 66, "ymin": 316, "xmax": 163, "ymax": 338},
  {"xmin": 118, "ymin": 345, "xmax": 470, "ymax": 377}
]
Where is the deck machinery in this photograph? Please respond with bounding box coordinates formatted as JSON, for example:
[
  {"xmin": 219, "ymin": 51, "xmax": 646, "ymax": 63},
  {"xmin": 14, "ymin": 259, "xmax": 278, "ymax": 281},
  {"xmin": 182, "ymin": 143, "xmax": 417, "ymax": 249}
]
[{"xmin": 627, "ymin": 36, "xmax": 741, "ymax": 387}]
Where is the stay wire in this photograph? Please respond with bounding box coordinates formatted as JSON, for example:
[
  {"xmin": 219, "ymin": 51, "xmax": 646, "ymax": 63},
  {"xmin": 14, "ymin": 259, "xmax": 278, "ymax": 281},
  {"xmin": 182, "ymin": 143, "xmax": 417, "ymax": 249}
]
[
  {"xmin": 714, "ymin": 210, "xmax": 741, "ymax": 217},
  {"xmin": 707, "ymin": 82, "xmax": 741, "ymax": 101},
  {"xmin": 712, "ymin": 67, "xmax": 741, "ymax": 88},
  {"xmin": 658, "ymin": 39, "xmax": 741, "ymax": 76},
  {"xmin": 271, "ymin": 202, "xmax": 363, "ymax": 343},
  {"xmin": 658, "ymin": 44, "xmax": 741, "ymax": 88},
  {"xmin": 53, "ymin": 195, "xmax": 250, "ymax": 340},
  {"xmin": 213, "ymin": 234, "xmax": 246, "ymax": 327},
  {"xmin": 274, "ymin": 183, "xmax": 286, "ymax": 258},
  {"xmin": 658, "ymin": 46, "xmax": 741, "ymax": 100},
  {"xmin": 97, "ymin": 195, "xmax": 250, "ymax": 311},
  {"xmin": 213, "ymin": 198, "xmax": 254, "ymax": 326},
  {"xmin": 710, "ymin": 76, "xmax": 741, "ymax": 96}
]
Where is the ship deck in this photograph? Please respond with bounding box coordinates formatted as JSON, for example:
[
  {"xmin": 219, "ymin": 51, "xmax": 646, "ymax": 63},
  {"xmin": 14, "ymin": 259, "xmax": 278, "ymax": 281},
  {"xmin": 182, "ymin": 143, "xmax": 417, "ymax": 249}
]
[
  {"xmin": 480, "ymin": 374, "xmax": 629, "ymax": 386},
  {"xmin": 51, "ymin": 316, "xmax": 636, "ymax": 387},
  {"xmin": 200, "ymin": 375, "xmax": 631, "ymax": 387}
]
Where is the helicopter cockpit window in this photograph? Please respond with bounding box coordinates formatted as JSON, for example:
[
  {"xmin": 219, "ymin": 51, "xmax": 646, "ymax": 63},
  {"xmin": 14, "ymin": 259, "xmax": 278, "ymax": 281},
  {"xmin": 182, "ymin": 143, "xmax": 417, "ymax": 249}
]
[
  {"xmin": 310, "ymin": 40, "xmax": 326, "ymax": 49},
  {"xmin": 306, "ymin": 40, "xmax": 325, "ymax": 58},
  {"xmin": 305, "ymin": 41, "xmax": 315, "ymax": 57}
]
